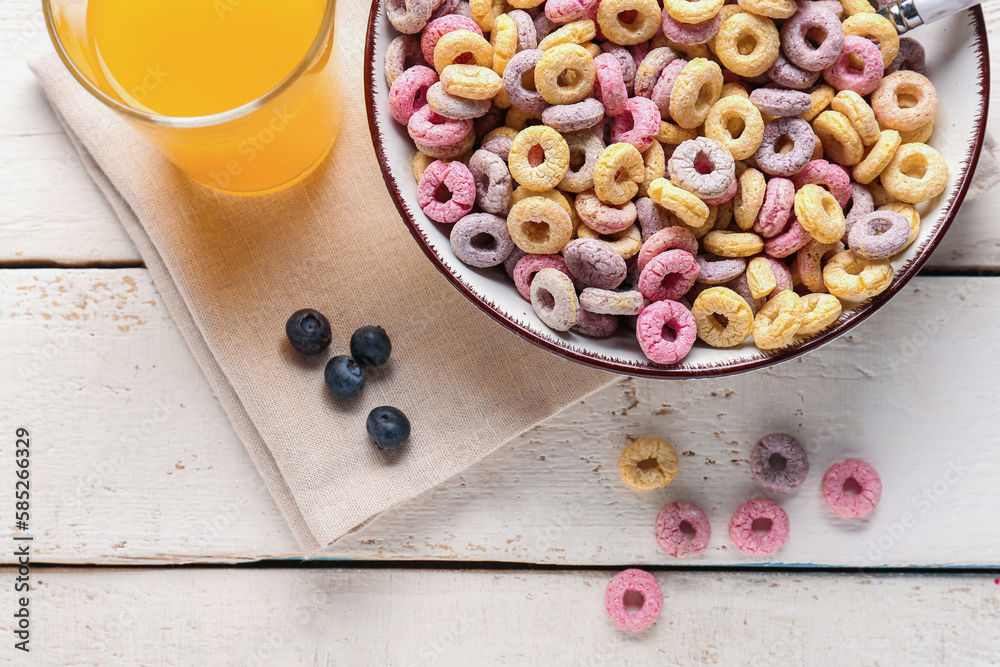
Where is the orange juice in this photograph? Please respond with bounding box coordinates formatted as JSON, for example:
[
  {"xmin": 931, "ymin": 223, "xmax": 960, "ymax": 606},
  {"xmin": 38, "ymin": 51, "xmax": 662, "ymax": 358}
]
[{"xmin": 49, "ymin": 0, "xmax": 340, "ymax": 194}]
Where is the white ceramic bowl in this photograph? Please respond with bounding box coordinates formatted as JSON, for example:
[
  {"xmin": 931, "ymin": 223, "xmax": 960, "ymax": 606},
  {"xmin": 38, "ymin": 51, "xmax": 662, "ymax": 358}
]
[{"xmin": 364, "ymin": 6, "xmax": 990, "ymax": 377}]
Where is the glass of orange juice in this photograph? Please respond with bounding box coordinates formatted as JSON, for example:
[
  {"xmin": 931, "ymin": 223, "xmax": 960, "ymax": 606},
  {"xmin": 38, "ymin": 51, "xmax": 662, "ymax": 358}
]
[{"xmin": 43, "ymin": 0, "xmax": 340, "ymax": 196}]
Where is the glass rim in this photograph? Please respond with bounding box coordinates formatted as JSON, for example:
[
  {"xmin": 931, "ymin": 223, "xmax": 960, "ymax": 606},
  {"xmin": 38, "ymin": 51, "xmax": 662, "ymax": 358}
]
[{"xmin": 42, "ymin": 0, "xmax": 337, "ymax": 129}]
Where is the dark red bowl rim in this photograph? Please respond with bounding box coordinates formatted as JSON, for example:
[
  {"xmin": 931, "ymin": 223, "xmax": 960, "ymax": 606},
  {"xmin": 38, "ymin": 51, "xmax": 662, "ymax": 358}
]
[{"xmin": 364, "ymin": 5, "xmax": 990, "ymax": 378}]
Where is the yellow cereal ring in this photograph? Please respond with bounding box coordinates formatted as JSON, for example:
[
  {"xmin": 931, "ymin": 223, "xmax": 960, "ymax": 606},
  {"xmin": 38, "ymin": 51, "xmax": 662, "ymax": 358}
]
[
  {"xmin": 637, "ymin": 140, "xmax": 666, "ymax": 198},
  {"xmin": 871, "ymin": 71, "xmax": 938, "ymax": 133},
  {"xmin": 657, "ymin": 120, "xmax": 699, "ymax": 145},
  {"xmin": 753, "ymin": 290, "xmax": 803, "ymax": 349},
  {"xmin": 508, "ymin": 126, "xmax": 571, "ymax": 191},
  {"xmin": 707, "ymin": 5, "xmax": 744, "ymax": 52},
  {"xmin": 797, "ymin": 293, "xmax": 843, "ymax": 336},
  {"xmin": 663, "ymin": 0, "xmax": 723, "ymax": 24},
  {"xmin": 490, "ymin": 14, "xmax": 518, "ymax": 76},
  {"xmin": 878, "ymin": 201, "xmax": 920, "ymax": 249},
  {"xmin": 669, "ymin": 58, "xmax": 724, "ymax": 130},
  {"xmin": 831, "ymin": 91, "xmax": 880, "ymax": 147},
  {"xmin": 508, "ymin": 0, "xmax": 544, "ymax": 7},
  {"xmin": 618, "ymin": 437, "xmax": 679, "ymax": 490},
  {"xmin": 534, "ymin": 44, "xmax": 596, "ymax": 105},
  {"xmin": 880, "ymin": 142, "xmax": 948, "ymax": 204},
  {"xmin": 692, "ymin": 286, "xmax": 754, "ymax": 348},
  {"xmin": 470, "ymin": 0, "xmax": 499, "ymax": 32},
  {"xmin": 747, "ymin": 256, "xmax": 777, "ymax": 300},
  {"xmin": 505, "ymin": 106, "xmax": 544, "ymax": 130},
  {"xmin": 507, "ymin": 196, "xmax": 574, "ymax": 253},
  {"xmin": 715, "ymin": 198, "xmax": 735, "ymax": 230},
  {"xmin": 734, "ymin": 167, "xmax": 766, "ymax": 230},
  {"xmin": 537, "ymin": 19, "xmax": 597, "ymax": 50},
  {"xmin": 581, "ymin": 41, "xmax": 603, "ymax": 59},
  {"xmin": 839, "ymin": 0, "xmax": 875, "ymax": 16},
  {"xmin": 441, "ymin": 64, "xmax": 504, "ymax": 99},
  {"xmin": 794, "ymin": 183, "xmax": 845, "ymax": 244},
  {"xmin": 576, "ymin": 223, "xmax": 643, "ymax": 259},
  {"xmin": 738, "ymin": 0, "xmax": 796, "ymax": 18},
  {"xmin": 714, "ymin": 13, "xmax": 780, "ymax": 78},
  {"xmin": 434, "ymin": 30, "xmax": 494, "ymax": 74},
  {"xmin": 483, "ymin": 126, "xmax": 518, "ymax": 144},
  {"xmin": 598, "ymin": 0, "xmax": 661, "ymax": 45},
  {"xmin": 721, "ymin": 81, "xmax": 750, "ymax": 99},
  {"xmin": 703, "ymin": 230, "xmax": 765, "ymax": 257},
  {"xmin": 853, "ymin": 129, "xmax": 901, "ymax": 185},
  {"xmin": 592, "ymin": 143, "xmax": 645, "ymax": 205},
  {"xmin": 413, "ymin": 151, "xmax": 439, "ymax": 182},
  {"xmin": 822, "ymin": 250, "xmax": 893, "ymax": 300},
  {"xmin": 652, "ymin": 35, "xmax": 711, "ymax": 60},
  {"xmin": 647, "ymin": 177, "xmax": 710, "ymax": 229},
  {"xmin": 799, "ymin": 84, "xmax": 835, "ymax": 123},
  {"xmin": 843, "ymin": 12, "xmax": 899, "ymax": 67},
  {"xmin": 895, "ymin": 119, "xmax": 934, "ymax": 144},
  {"xmin": 494, "ymin": 87, "xmax": 513, "ymax": 109},
  {"xmin": 512, "ymin": 185, "xmax": 574, "ymax": 218},
  {"xmin": 704, "ymin": 95, "xmax": 765, "ymax": 161},
  {"xmin": 868, "ymin": 181, "xmax": 893, "ymax": 207},
  {"xmin": 813, "ymin": 110, "xmax": 864, "ymax": 166}
]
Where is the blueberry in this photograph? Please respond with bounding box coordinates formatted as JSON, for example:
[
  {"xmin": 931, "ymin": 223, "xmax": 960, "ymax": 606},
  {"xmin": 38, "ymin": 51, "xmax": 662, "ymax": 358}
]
[
  {"xmin": 350, "ymin": 325, "xmax": 392, "ymax": 366},
  {"xmin": 366, "ymin": 406, "xmax": 410, "ymax": 450},
  {"xmin": 286, "ymin": 309, "xmax": 332, "ymax": 355},
  {"xmin": 325, "ymin": 356, "xmax": 365, "ymax": 399}
]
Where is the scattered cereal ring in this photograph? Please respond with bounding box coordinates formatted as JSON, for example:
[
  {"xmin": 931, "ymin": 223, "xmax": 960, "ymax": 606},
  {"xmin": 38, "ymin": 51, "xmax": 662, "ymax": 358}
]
[
  {"xmin": 844, "ymin": 181, "xmax": 874, "ymax": 238},
  {"xmin": 635, "ymin": 47, "xmax": 681, "ymax": 99},
  {"xmin": 598, "ymin": 0, "xmax": 661, "ymax": 45},
  {"xmin": 647, "ymin": 178, "xmax": 710, "ymax": 229},
  {"xmin": 695, "ymin": 254, "xmax": 746, "ymax": 284},
  {"xmin": 812, "ymin": 110, "xmax": 864, "ymax": 167},
  {"xmin": 726, "ymin": 271, "xmax": 764, "ymax": 313},
  {"xmin": 513, "ymin": 253, "xmax": 573, "ymax": 299},
  {"xmin": 580, "ymin": 287, "xmax": 645, "ymax": 315},
  {"xmin": 421, "ymin": 15, "xmax": 483, "ymax": 67},
  {"xmin": 703, "ymin": 230, "xmax": 764, "ymax": 258},
  {"xmin": 575, "ymin": 189, "xmax": 638, "ymax": 233},
  {"xmin": 469, "ymin": 0, "xmax": 500, "ymax": 31},
  {"xmin": 842, "ymin": 11, "xmax": 899, "ymax": 68},
  {"xmin": 577, "ymin": 223, "xmax": 644, "ymax": 259},
  {"xmin": 427, "ymin": 82, "xmax": 493, "ymax": 119},
  {"xmin": 750, "ymin": 433, "xmax": 809, "ymax": 491},
  {"xmin": 734, "ymin": 168, "xmax": 766, "ymax": 230},
  {"xmin": 764, "ymin": 217, "xmax": 813, "ymax": 258},
  {"xmin": 600, "ymin": 43, "xmax": 638, "ymax": 95},
  {"xmin": 481, "ymin": 126, "xmax": 517, "ymax": 160},
  {"xmin": 714, "ymin": 12, "xmax": 780, "ymax": 78},
  {"xmin": 389, "ymin": 65, "xmax": 438, "ymax": 125},
  {"xmin": 753, "ymin": 176, "xmax": 795, "ymax": 238},
  {"xmin": 831, "ymin": 91, "xmax": 879, "ymax": 147},
  {"xmin": 593, "ymin": 53, "xmax": 630, "ymax": 116},
  {"xmin": 657, "ymin": 120, "xmax": 699, "ymax": 146},
  {"xmin": 886, "ymin": 36, "xmax": 925, "ymax": 75},
  {"xmin": 649, "ymin": 58, "xmax": 688, "ymax": 119},
  {"xmin": 852, "ymin": 129, "xmax": 901, "ymax": 185},
  {"xmin": 593, "ymin": 143, "xmax": 645, "ymax": 205},
  {"xmin": 545, "ymin": 0, "xmax": 600, "ymax": 22},
  {"xmin": 530, "ymin": 267, "xmax": 581, "ymax": 330},
  {"xmin": 822, "ymin": 249, "xmax": 893, "ymax": 300},
  {"xmin": 542, "ymin": 98, "xmax": 605, "ymax": 133},
  {"xmin": 746, "ymin": 256, "xmax": 777, "ymax": 299},
  {"xmin": 661, "ymin": 11, "xmax": 721, "ymax": 47},
  {"xmin": 791, "ymin": 159, "xmax": 851, "ymax": 208},
  {"xmin": 767, "ymin": 52, "xmax": 820, "ymax": 90},
  {"xmin": 794, "ymin": 183, "xmax": 845, "ymax": 245},
  {"xmin": 669, "ymin": 58, "xmax": 723, "ymax": 129},
  {"xmin": 822, "ymin": 35, "xmax": 883, "ymax": 96},
  {"xmin": 635, "ymin": 196, "xmax": 672, "ymax": 238},
  {"xmin": 611, "ymin": 96, "xmax": 661, "ymax": 152},
  {"xmin": 408, "ymin": 104, "xmax": 474, "ymax": 148},
  {"xmin": 753, "ymin": 289, "xmax": 803, "ymax": 349},
  {"xmin": 637, "ymin": 140, "xmax": 666, "ymax": 198},
  {"xmin": 847, "ymin": 210, "xmax": 910, "ymax": 259},
  {"xmin": 503, "ymin": 247, "xmax": 527, "ymax": 278},
  {"xmin": 737, "ymin": 0, "xmax": 795, "ymax": 19},
  {"xmin": 880, "ymin": 142, "xmax": 948, "ymax": 204},
  {"xmin": 619, "ymin": 437, "xmax": 680, "ymax": 489},
  {"xmin": 839, "ymin": 0, "xmax": 875, "ymax": 17},
  {"xmin": 637, "ymin": 226, "xmax": 699, "ymax": 270},
  {"xmin": 573, "ymin": 308, "xmax": 620, "ymax": 337},
  {"xmin": 822, "ymin": 458, "xmax": 882, "ymax": 517},
  {"xmin": 750, "ymin": 88, "xmax": 812, "ymax": 117},
  {"xmin": 417, "ymin": 159, "xmax": 477, "ymax": 223},
  {"xmin": 692, "ymin": 286, "xmax": 754, "ymax": 347},
  {"xmin": 605, "ymin": 569, "xmax": 663, "ymax": 632},
  {"xmin": 537, "ymin": 19, "xmax": 597, "ymax": 51},
  {"xmin": 507, "ymin": 196, "xmax": 575, "ymax": 252},
  {"xmin": 415, "ymin": 130, "xmax": 475, "ymax": 158},
  {"xmin": 473, "ymin": 103, "xmax": 506, "ymax": 139},
  {"xmin": 754, "ymin": 116, "xmax": 815, "ymax": 177},
  {"xmin": 871, "ymin": 71, "xmax": 938, "ymax": 133},
  {"xmin": 469, "ymin": 149, "xmax": 513, "ymax": 215},
  {"xmin": 433, "ymin": 29, "xmax": 494, "ymax": 74},
  {"xmin": 780, "ymin": 5, "xmax": 844, "ymax": 72},
  {"xmin": 502, "ymin": 49, "xmax": 548, "ymax": 113},
  {"xmin": 798, "ymin": 292, "xmax": 843, "ymax": 335},
  {"xmin": 879, "ymin": 201, "xmax": 920, "ymax": 249},
  {"xmin": 558, "ymin": 129, "xmax": 605, "ymax": 192},
  {"xmin": 639, "ymin": 249, "xmax": 700, "ymax": 301},
  {"xmin": 799, "ymin": 84, "xmax": 835, "ymax": 122},
  {"xmin": 441, "ymin": 63, "xmax": 504, "ymax": 99},
  {"xmin": 704, "ymin": 95, "xmax": 764, "ymax": 162},
  {"xmin": 729, "ymin": 498, "xmax": 789, "ymax": 555},
  {"xmin": 668, "ymin": 137, "xmax": 736, "ymax": 200},
  {"xmin": 507, "ymin": 9, "xmax": 538, "ymax": 51},
  {"xmin": 535, "ymin": 43, "xmax": 597, "ymax": 105},
  {"xmin": 450, "ymin": 212, "xmax": 516, "ymax": 266},
  {"xmin": 636, "ymin": 299, "xmax": 697, "ymax": 364},
  {"xmin": 655, "ymin": 502, "xmax": 712, "ymax": 558},
  {"xmin": 663, "ymin": 0, "xmax": 723, "ymax": 24},
  {"xmin": 386, "ymin": 36, "xmax": 429, "ymax": 86},
  {"xmin": 387, "ymin": 0, "xmax": 434, "ymax": 34},
  {"xmin": 508, "ymin": 125, "xmax": 571, "ymax": 191},
  {"xmin": 564, "ymin": 238, "xmax": 628, "ymax": 289}
]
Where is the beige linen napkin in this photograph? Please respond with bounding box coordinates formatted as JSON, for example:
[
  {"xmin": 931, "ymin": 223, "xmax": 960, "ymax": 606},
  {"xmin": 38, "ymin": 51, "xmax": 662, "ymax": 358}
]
[{"xmin": 29, "ymin": 3, "xmax": 617, "ymax": 555}]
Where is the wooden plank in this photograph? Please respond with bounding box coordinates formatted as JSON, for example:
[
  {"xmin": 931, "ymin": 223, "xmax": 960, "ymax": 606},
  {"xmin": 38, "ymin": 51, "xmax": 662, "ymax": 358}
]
[
  {"xmin": 3, "ymin": 568, "xmax": 998, "ymax": 665},
  {"xmin": 1, "ymin": 0, "xmax": 1000, "ymax": 267},
  {"xmin": 3, "ymin": 269, "xmax": 1000, "ymax": 566}
]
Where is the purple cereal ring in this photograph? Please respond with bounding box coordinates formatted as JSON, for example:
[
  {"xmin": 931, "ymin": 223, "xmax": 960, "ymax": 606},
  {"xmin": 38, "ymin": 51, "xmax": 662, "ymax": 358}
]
[
  {"xmin": 791, "ymin": 159, "xmax": 851, "ymax": 208},
  {"xmin": 426, "ymin": 82, "xmax": 492, "ymax": 119},
  {"xmin": 387, "ymin": 0, "xmax": 434, "ymax": 34},
  {"xmin": 767, "ymin": 52, "xmax": 820, "ymax": 90},
  {"xmin": 753, "ymin": 117, "xmax": 816, "ymax": 177},
  {"xmin": 843, "ymin": 181, "xmax": 874, "ymax": 238},
  {"xmin": 822, "ymin": 458, "xmax": 882, "ymax": 518},
  {"xmin": 780, "ymin": 5, "xmax": 844, "ymax": 72},
  {"xmin": 796, "ymin": 238, "xmax": 836, "ymax": 293},
  {"xmin": 638, "ymin": 249, "xmax": 700, "ymax": 302},
  {"xmin": 473, "ymin": 104, "xmax": 505, "ymax": 141},
  {"xmin": 753, "ymin": 177, "xmax": 795, "ymax": 238},
  {"xmin": 530, "ymin": 268, "xmax": 580, "ymax": 331},
  {"xmin": 421, "ymin": 15, "xmax": 482, "ymax": 67},
  {"xmin": 513, "ymin": 253, "xmax": 573, "ymax": 300},
  {"xmin": 503, "ymin": 247, "xmax": 527, "ymax": 278},
  {"xmin": 655, "ymin": 502, "xmax": 712, "ymax": 559},
  {"xmin": 429, "ymin": 0, "xmax": 461, "ymax": 20},
  {"xmin": 594, "ymin": 53, "xmax": 629, "ymax": 117},
  {"xmin": 727, "ymin": 272, "xmax": 764, "ymax": 313},
  {"xmin": 389, "ymin": 65, "xmax": 438, "ymax": 125},
  {"xmin": 729, "ymin": 498, "xmax": 790, "ymax": 555},
  {"xmin": 407, "ymin": 105, "xmax": 473, "ymax": 147},
  {"xmin": 605, "ymin": 569, "xmax": 663, "ymax": 632},
  {"xmin": 637, "ymin": 226, "xmax": 699, "ymax": 271},
  {"xmin": 694, "ymin": 254, "xmax": 746, "ymax": 284},
  {"xmin": 667, "ymin": 137, "xmax": 736, "ymax": 200},
  {"xmin": 508, "ymin": 10, "xmax": 538, "ymax": 51},
  {"xmin": 600, "ymin": 43, "xmax": 637, "ymax": 96},
  {"xmin": 634, "ymin": 48, "xmax": 680, "ymax": 100},
  {"xmin": 579, "ymin": 288, "xmax": 645, "ymax": 315},
  {"xmin": 635, "ymin": 197, "xmax": 672, "ymax": 239},
  {"xmin": 415, "ymin": 133, "xmax": 474, "ymax": 159},
  {"xmin": 823, "ymin": 35, "xmax": 884, "ymax": 96},
  {"xmin": 385, "ymin": 36, "xmax": 429, "ymax": 86},
  {"xmin": 636, "ymin": 299, "xmax": 697, "ymax": 365},
  {"xmin": 545, "ymin": 0, "xmax": 600, "ymax": 23},
  {"xmin": 885, "ymin": 36, "xmax": 925, "ymax": 75},
  {"xmin": 660, "ymin": 12, "xmax": 720, "ymax": 46},
  {"xmin": 469, "ymin": 149, "xmax": 512, "ymax": 215},
  {"xmin": 575, "ymin": 190, "xmax": 637, "ymax": 234},
  {"xmin": 848, "ymin": 210, "xmax": 910, "ymax": 259},
  {"xmin": 450, "ymin": 213, "xmax": 515, "ymax": 267},
  {"xmin": 764, "ymin": 216, "xmax": 813, "ymax": 258},
  {"xmin": 750, "ymin": 433, "xmax": 810, "ymax": 492},
  {"xmin": 542, "ymin": 98, "xmax": 606, "ymax": 133},
  {"xmin": 502, "ymin": 50, "xmax": 549, "ymax": 113},
  {"xmin": 533, "ymin": 12, "xmax": 559, "ymax": 40},
  {"xmin": 650, "ymin": 58, "xmax": 688, "ymax": 120},
  {"xmin": 703, "ymin": 177, "xmax": 738, "ymax": 206},
  {"xmin": 749, "ymin": 87, "xmax": 813, "ymax": 117},
  {"xmin": 417, "ymin": 160, "xmax": 476, "ymax": 223},
  {"xmin": 563, "ymin": 238, "xmax": 628, "ymax": 290},
  {"xmin": 481, "ymin": 134, "xmax": 513, "ymax": 162},
  {"xmin": 610, "ymin": 97, "xmax": 660, "ymax": 153},
  {"xmin": 572, "ymin": 308, "xmax": 619, "ymax": 338}
]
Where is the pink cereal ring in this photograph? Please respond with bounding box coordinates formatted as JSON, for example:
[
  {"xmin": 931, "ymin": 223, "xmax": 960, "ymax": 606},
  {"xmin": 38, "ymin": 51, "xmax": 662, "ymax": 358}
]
[
  {"xmin": 764, "ymin": 216, "xmax": 813, "ymax": 258},
  {"xmin": 611, "ymin": 96, "xmax": 661, "ymax": 153},
  {"xmin": 420, "ymin": 16, "xmax": 482, "ymax": 67},
  {"xmin": 655, "ymin": 501, "xmax": 712, "ymax": 559},
  {"xmin": 638, "ymin": 249, "xmax": 700, "ymax": 302},
  {"xmin": 407, "ymin": 104, "xmax": 473, "ymax": 147},
  {"xmin": 636, "ymin": 299, "xmax": 697, "ymax": 365},
  {"xmin": 513, "ymin": 254, "xmax": 573, "ymax": 300},
  {"xmin": 417, "ymin": 160, "xmax": 476, "ymax": 223},
  {"xmin": 729, "ymin": 498, "xmax": 790, "ymax": 556},
  {"xmin": 796, "ymin": 238, "xmax": 839, "ymax": 293},
  {"xmin": 637, "ymin": 226, "xmax": 699, "ymax": 271},
  {"xmin": 594, "ymin": 53, "xmax": 629, "ymax": 117},
  {"xmin": 822, "ymin": 458, "xmax": 882, "ymax": 517},
  {"xmin": 605, "ymin": 569, "xmax": 663, "ymax": 632},
  {"xmin": 545, "ymin": 0, "xmax": 600, "ymax": 23},
  {"xmin": 650, "ymin": 58, "xmax": 688, "ymax": 120},
  {"xmin": 754, "ymin": 177, "xmax": 795, "ymax": 239},
  {"xmin": 389, "ymin": 66, "xmax": 439, "ymax": 125},
  {"xmin": 703, "ymin": 176, "xmax": 738, "ymax": 206},
  {"xmin": 660, "ymin": 12, "xmax": 721, "ymax": 46},
  {"xmin": 823, "ymin": 35, "xmax": 884, "ymax": 96},
  {"xmin": 791, "ymin": 159, "xmax": 851, "ymax": 208}
]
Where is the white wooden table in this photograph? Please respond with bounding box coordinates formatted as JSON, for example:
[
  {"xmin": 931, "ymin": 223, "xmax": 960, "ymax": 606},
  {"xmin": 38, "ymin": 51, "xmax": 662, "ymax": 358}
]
[{"xmin": 3, "ymin": 1, "xmax": 1000, "ymax": 663}]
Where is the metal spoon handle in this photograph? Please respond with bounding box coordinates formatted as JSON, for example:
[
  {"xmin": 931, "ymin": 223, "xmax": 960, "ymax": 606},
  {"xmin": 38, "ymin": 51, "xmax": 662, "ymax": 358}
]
[{"xmin": 877, "ymin": 0, "xmax": 981, "ymax": 34}]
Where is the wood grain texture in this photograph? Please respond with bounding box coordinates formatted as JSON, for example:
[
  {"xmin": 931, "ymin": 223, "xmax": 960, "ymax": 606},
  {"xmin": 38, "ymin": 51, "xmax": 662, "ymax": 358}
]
[
  {"xmin": 1, "ymin": 568, "xmax": 997, "ymax": 666},
  {"xmin": 0, "ymin": 0, "xmax": 999, "ymax": 267},
  {"xmin": 3, "ymin": 269, "xmax": 999, "ymax": 566}
]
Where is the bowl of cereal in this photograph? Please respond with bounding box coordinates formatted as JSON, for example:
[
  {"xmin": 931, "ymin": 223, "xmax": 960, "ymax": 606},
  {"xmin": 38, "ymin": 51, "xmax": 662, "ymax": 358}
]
[{"xmin": 364, "ymin": 0, "xmax": 989, "ymax": 377}]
